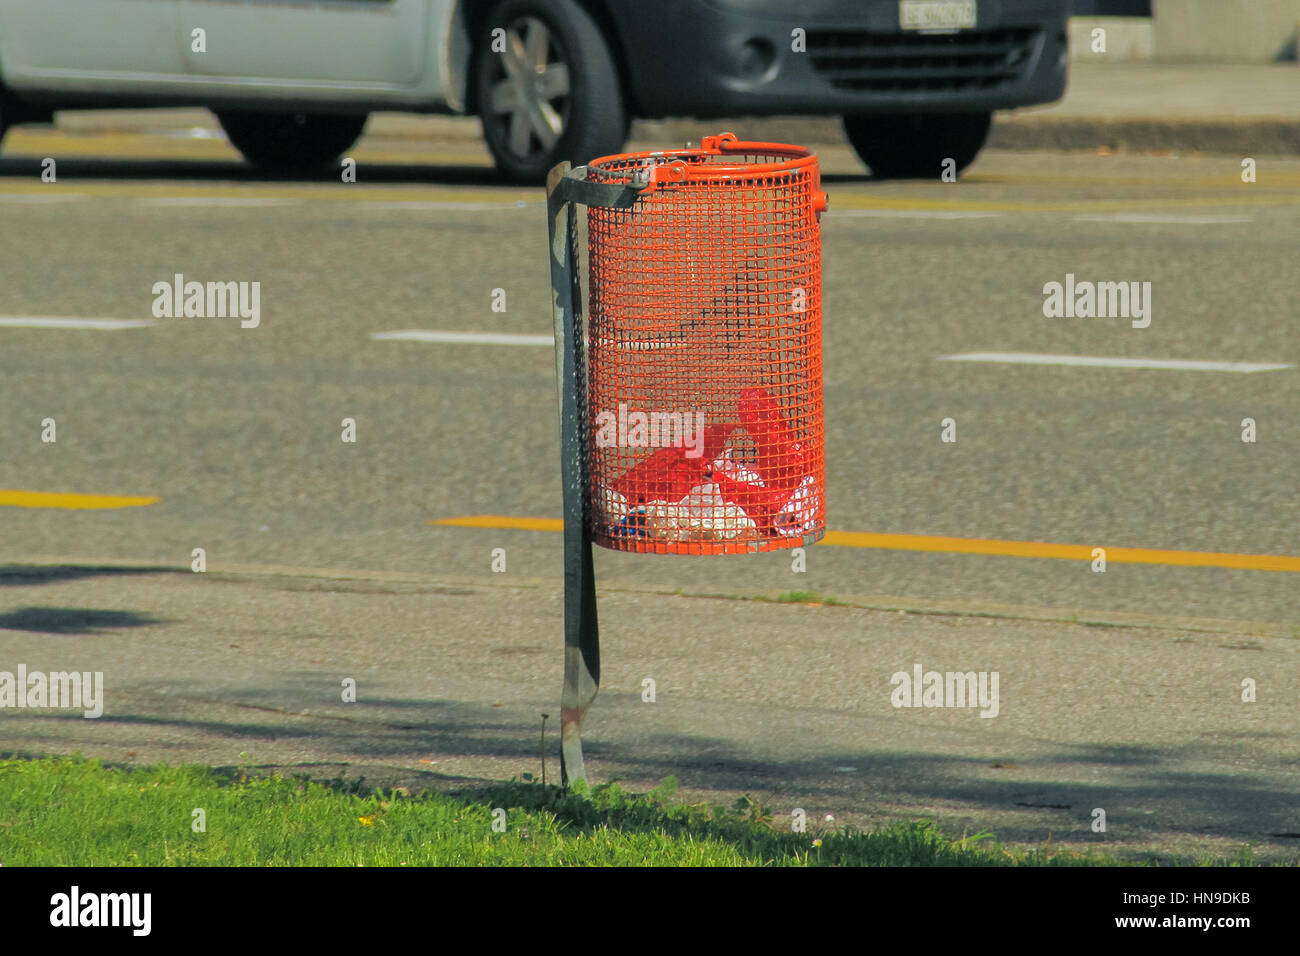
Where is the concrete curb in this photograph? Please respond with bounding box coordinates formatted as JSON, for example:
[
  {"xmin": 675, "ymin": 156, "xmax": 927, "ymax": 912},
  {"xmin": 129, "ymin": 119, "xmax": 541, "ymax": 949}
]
[{"xmin": 14, "ymin": 552, "xmax": 1287, "ymax": 637}]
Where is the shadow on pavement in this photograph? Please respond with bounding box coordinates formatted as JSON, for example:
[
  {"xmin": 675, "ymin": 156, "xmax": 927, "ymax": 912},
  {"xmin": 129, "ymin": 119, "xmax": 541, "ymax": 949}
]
[
  {"xmin": 0, "ymin": 607, "xmax": 165, "ymax": 634},
  {"xmin": 19, "ymin": 682, "xmax": 1293, "ymax": 861},
  {"xmin": 0, "ymin": 156, "xmax": 882, "ymax": 186},
  {"xmin": 0, "ymin": 156, "xmax": 506, "ymax": 187},
  {"xmin": 0, "ymin": 564, "xmax": 179, "ymax": 587},
  {"xmin": 820, "ymin": 170, "xmax": 894, "ymax": 183}
]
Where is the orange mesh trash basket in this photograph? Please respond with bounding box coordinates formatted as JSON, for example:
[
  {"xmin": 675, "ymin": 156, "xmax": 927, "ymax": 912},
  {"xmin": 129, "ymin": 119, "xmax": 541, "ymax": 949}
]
[{"xmin": 583, "ymin": 133, "xmax": 827, "ymax": 555}]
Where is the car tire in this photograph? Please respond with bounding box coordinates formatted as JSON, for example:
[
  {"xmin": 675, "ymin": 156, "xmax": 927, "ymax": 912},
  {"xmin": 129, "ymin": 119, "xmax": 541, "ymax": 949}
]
[
  {"xmin": 842, "ymin": 112, "xmax": 992, "ymax": 180},
  {"xmin": 475, "ymin": 0, "xmax": 627, "ymax": 184},
  {"xmin": 215, "ymin": 111, "xmax": 368, "ymax": 172}
]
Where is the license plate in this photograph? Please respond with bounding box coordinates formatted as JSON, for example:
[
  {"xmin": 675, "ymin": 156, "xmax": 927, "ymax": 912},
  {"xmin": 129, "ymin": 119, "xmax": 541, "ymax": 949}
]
[{"xmin": 899, "ymin": 0, "xmax": 977, "ymax": 32}]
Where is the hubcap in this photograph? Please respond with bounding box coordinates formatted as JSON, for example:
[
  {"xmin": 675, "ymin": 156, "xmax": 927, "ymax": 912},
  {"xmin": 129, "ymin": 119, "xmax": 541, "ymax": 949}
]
[{"xmin": 487, "ymin": 17, "xmax": 571, "ymax": 160}]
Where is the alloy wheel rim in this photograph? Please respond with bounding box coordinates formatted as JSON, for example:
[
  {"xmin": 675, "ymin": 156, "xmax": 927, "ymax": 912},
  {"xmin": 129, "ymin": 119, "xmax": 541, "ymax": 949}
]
[{"xmin": 487, "ymin": 17, "xmax": 571, "ymax": 160}]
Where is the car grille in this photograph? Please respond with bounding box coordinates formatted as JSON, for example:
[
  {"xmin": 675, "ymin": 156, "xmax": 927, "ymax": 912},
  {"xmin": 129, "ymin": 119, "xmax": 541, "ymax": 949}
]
[{"xmin": 806, "ymin": 28, "xmax": 1041, "ymax": 93}]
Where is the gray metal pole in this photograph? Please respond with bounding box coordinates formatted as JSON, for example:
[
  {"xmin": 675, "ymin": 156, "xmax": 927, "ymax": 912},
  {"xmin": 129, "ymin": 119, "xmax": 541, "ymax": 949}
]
[{"xmin": 544, "ymin": 163, "xmax": 643, "ymax": 787}]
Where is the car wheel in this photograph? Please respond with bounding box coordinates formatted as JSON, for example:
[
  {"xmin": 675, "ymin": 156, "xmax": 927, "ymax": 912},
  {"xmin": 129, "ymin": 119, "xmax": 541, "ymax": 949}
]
[
  {"xmin": 842, "ymin": 112, "xmax": 992, "ymax": 180},
  {"xmin": 475, "ymin": 0, "xmax": 627, "ymax": 184},
  {"xmin": 215, "ymin": 111, "xmax": 368, "ymax": 173}
]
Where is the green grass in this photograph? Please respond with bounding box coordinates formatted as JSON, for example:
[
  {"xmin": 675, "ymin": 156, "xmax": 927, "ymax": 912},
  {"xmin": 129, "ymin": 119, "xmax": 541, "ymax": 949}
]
[{"xmin": 0, "ymin": 755, "xmax": 1258, "ymax": 866}]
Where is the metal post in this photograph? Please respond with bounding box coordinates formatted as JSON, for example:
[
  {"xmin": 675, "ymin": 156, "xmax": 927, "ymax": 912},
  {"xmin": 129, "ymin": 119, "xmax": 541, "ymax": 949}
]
[{"xmin": 544, "ymin": 163, "xmax": 643, "ymax": 787}]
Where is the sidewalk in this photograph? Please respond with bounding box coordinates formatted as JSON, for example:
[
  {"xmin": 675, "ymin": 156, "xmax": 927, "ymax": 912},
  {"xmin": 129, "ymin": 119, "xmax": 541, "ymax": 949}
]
[
  {"xmin": 1, "ymin": 557, "xmax": 1297, "ymax": 863},
  {"xmin": 632, "ymin": 62, "xmax": 1300, "ymax": 155},
  {"xmin": 989, "ymin": 62, "xmax": 1300, "ymax": 154},
  {"xmin": 50, "ymin": 63, "xmax": 1300, "ymax": 155}
]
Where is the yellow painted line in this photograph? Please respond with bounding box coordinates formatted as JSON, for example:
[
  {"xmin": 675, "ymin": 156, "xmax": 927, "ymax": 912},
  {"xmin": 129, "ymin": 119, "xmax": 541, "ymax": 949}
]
[
  {"xmin": 433, "ymin": 515, "xmax": 563, "ymax": 532},
  {"xmin": 2, "ymin": 128, "xmax": 1294, "ymax": 211},
  {"xmin": 831, "ymin": 194, "xmax": 1300, "ymax": 212},
  {"xmin": 966, "ymin": 172, "xmax": 1300, "ymax": 188},
  {"xmin": 0, "ymin": 182, "xmax": 1270, "ymax": 212},
  {"xmin": 0, "ymin": 181, "xmax": 1281, "ymax": 213},
  {"xmin": 14, "ymin": 129, "xmax": 1300, "ymax": 187},
  {"xmin": 431, "ymin": 515, "xmax": 1300, "ymax": 573},
  {"xmin": 0, "ymin": 179, "xmax": 529, "ymax": 204},
  {"xmin": 0, "ymin": 176, "xmax": 1291, "ymax": 213},
  {"xmin": 0, "ymin": 489, "xmax": 159, "ymax": 510},
  {"xmin": 819, "ymin": 531, "xmax": 1300, "ymax": 572},
  {"xmin": 5, "ymin": 129, "xmax": 239, "ymax": 160},
  {"xmin": 4, "ymin": 130, "xmax": 492, "ymax": 167}
]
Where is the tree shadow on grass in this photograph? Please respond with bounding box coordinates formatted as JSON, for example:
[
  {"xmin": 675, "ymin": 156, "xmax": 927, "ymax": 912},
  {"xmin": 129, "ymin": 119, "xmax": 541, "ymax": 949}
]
[
  {"xmin": 0, "ymin": 749, "xmax": 1082, "ymax": 867},
  {"xmin": 456, "ymin": 777, "xmax": 1054, "ymax": 867}
]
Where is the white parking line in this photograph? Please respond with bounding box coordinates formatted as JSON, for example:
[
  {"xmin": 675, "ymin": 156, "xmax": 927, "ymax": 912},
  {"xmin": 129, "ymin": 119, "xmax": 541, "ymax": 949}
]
[
  {"xmin": 148, "ymin": 127, "xmax": 226, "ymax": 140},
  {"xmin": 1072, "ymin": 213, "xmax": 1253, "ymax": 225},
  {"xmin": 939, "ymin": 352, "xmax": 1293, "ymax": 373},
  {"xmin": 0, "ymin": 193, "xmax": 89, "ymax": 204},
  {"xmin": 0, "ymin": 316, "xmax": 155, "ymax": 330},
  {"xmin": 371, "ymin": 330, "xmax": 696, "ymax": 349},
  {"xmin": 372, "ymin": 330, "xmax": 554, "ymax": 346},
  {"xmin": 361, "ymin": 200, "xmax": 540, "ymax": 211},
  {"xmin": 835, "ymin": 209, "xmax": 1001, "ymax": 220}
]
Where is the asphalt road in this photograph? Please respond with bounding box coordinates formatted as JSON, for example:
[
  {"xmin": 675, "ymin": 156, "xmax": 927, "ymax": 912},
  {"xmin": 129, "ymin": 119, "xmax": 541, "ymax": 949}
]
[
  {"xmin": 0, "ymin": 122, "xmax": 1297, "ymax": 862},
  {"xmin": 2, "ymin": 128, "xmax": 1296, "ymax": 624}
]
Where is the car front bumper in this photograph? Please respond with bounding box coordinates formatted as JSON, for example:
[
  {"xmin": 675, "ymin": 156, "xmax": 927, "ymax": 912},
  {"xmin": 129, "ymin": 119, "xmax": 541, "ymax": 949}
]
[{"xmin": 611, "ymin": 0, "xmax": 1069, "ymax": 118}]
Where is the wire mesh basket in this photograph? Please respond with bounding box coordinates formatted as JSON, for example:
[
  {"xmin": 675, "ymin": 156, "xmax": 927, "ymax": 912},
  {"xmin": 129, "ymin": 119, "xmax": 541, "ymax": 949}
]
[{"xmin": 581, "ymin": 133, "xmax": 827, "ymax": 555}]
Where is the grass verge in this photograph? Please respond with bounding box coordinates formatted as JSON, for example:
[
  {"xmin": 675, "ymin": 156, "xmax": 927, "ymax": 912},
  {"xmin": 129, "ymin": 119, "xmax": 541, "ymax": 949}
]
[{"xmin": 0, "ymin": 755, "xmax": 1261, "ymax": 866}]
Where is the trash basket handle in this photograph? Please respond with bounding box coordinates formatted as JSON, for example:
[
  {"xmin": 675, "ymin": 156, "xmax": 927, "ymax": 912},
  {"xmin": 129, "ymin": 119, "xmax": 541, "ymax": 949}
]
[
  {"xmin": 696, "ymin": 133, "xmax": 828, "ymax": 214},
  {"xmin": 700, "ymin": 131, "xmax": 807, "ymax": 161}
]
